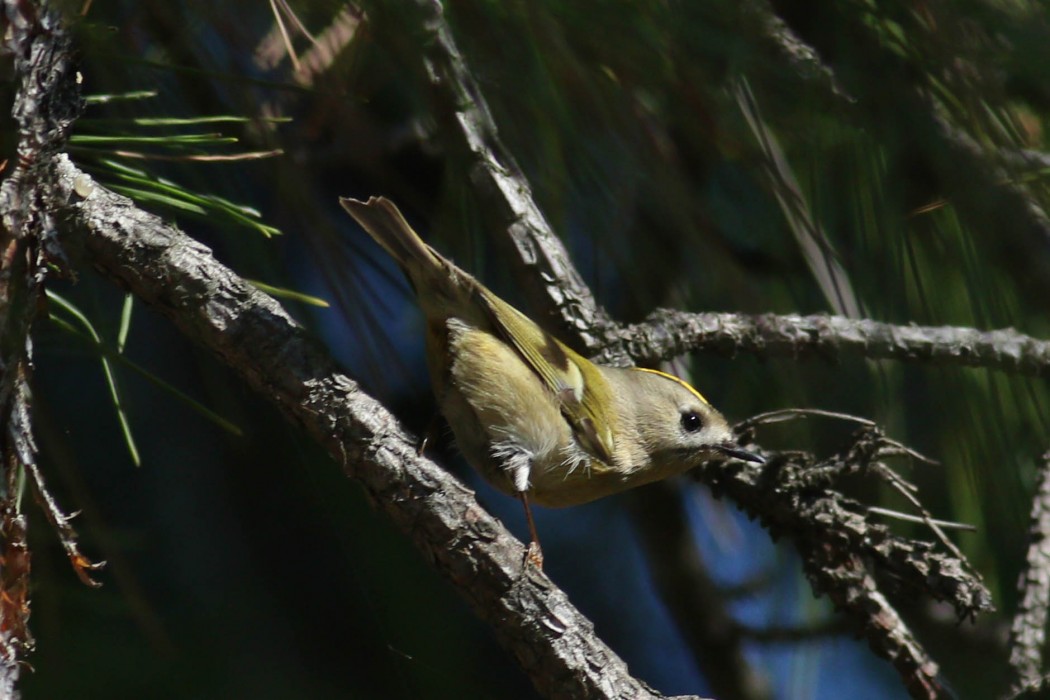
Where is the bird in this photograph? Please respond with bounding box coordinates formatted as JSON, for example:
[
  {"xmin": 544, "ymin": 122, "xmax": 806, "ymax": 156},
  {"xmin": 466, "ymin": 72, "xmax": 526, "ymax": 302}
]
[{"xmin": 340, "ymin": 196, "xmax": 763, "ymax": 565}]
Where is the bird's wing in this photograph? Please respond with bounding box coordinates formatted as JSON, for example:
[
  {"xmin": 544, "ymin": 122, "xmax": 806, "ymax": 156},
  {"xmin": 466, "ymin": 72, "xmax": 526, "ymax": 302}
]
[{"xmin": 475, "ymin": 288, "xmax": 617, "ymax": 466}]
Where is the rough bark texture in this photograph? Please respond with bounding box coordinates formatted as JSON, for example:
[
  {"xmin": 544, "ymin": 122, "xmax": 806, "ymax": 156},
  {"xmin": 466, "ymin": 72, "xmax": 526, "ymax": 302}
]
[
  {"xmin": 359, "ymin": 3, "xmax": 770, "ymax": 695},
  {"xmin": 0, "ymin": 1, "xmax": 1023, "ymax": 698},
  {"xmin": 604, "ymin": 310, "xmax": 1050, "ymax": 377},
  {"xmin": 49, "ymin": 155, "xmax": 700, "ymax": 700},
  {"xmin": 0, "ymin": 3, "xmax": 85, "ymax": 694},
  {"xmin": 361, "ymin": 0, "xmax": 619, "ymax": 356},
  {"xmin": 1008, "ymin": 453, "xmax": 1050, "ymax": 695},
  {"xmin": 353, "ymin": 3, "xmax": 998, "ymax": 699}
]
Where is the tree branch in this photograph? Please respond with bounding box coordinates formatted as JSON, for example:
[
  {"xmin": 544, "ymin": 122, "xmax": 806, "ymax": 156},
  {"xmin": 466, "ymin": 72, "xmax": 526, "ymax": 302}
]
[
  {"xmin": 355, "ymin": 4, "xmax": 1000, "ymax": 699},
  {"xmin": 1008, "ymin": 451, "xmax": 1050, "ymax": 694},
  {"xmin": 360, "ymin": 3, "xmax": 773, "ymax": 697},
  {"xmin": 0, "ymin": 2, "xmax": 98, "ymax": 690},
  {"xmin": 47, "ymin": 154, "xmax": 701, "ymax": 700},
  {"xmin": 694, "ymin": 425, "xmax": 992, "ymax": 700},
  {"xmin": 599, "ymin": 310, "xmax": 1050, "ymax": 377},
  {"xmin": 360, "ymin": 0, "xmax": 618, "ymax": 355},
  {"xmin": 739, "ymin": 0, "xmax": 852, "ymax": 103}
]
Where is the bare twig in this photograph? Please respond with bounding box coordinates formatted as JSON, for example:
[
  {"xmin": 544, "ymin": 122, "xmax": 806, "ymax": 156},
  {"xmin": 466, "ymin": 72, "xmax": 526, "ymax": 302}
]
[
  {"xmin": 866, "ymin": 507, "xmax": 976, "ymax": 533},
  {"xmin": 737, "ymin": 408, "xmax": 876, "ymax": 431},
  {"xmin": 24, "ymin": 455, "xmax": 104, "ymax": 587},
  {"xmin": 868, "ymin": 461, "xmax": 967, "ymax": 565}
]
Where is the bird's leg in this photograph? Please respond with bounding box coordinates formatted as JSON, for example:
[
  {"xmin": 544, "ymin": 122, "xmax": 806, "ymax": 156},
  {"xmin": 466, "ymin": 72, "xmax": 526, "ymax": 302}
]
[
  {"xmin": 504, "ymin": 451, "xmax": 543, "ymax": 569},
  {"xmin": 519, "ymin": 491, "xmax": 544, "ymax": 570}
]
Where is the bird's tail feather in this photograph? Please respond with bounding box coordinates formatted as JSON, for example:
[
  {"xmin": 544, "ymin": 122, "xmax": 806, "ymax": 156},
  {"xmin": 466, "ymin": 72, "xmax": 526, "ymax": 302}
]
[{"xmin": 340, "ymin": 196, "xmax": 440, "ymax": 272}]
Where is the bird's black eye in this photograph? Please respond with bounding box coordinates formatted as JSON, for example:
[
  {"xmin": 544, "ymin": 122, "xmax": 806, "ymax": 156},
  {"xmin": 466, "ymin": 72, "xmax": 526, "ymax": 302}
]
[{"xmin": 680, "ymin": 411, "xmax": 703, "ymax": 433}]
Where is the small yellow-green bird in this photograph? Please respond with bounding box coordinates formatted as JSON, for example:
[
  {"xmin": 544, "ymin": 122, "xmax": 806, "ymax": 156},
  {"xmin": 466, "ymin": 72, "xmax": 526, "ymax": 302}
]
[{"xmin": 340, "ymin": 196, "xmax": 762, "ymax": 564}]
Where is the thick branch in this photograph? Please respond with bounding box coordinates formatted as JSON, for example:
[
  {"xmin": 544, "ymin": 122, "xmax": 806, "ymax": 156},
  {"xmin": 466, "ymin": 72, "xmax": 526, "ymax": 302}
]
[{"xmin": 48, "ymin": 154, "xmax": 699, "ymax": 700}]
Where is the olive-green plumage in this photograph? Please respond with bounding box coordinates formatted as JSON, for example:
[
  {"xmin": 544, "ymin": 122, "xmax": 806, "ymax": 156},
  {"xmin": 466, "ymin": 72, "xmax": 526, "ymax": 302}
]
[{"xmin": 340, "ymin": 196, "xmax": 760, "ymax": 512}]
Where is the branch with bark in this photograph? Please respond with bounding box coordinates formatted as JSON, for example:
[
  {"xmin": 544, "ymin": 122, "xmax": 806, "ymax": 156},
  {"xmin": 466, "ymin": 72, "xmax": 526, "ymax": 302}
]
[
  {"xmin": 609, "ymin": 310, "xmax": 1050, "ymax": 377},
  {"xmin": 49, "ymin": 153, "xmax": 695, "ymax": 700},
  {"xmin": 355, "ymin": 2, "xmax": 996, "ymax": 698},
  {"xmin": 357, "ymin": 2, "xmax": 772, "ymax": 696},
  {"xmin": 0, "ymin": 2, "xmax": 101, "ymax": 692},
  {"xmin": 2, "ymin": 1, "xmax": 1046, "ymax": 699},
  {"xmin": 1009, "ymin": 452, "xmax": 1050, "ymax": 696}
]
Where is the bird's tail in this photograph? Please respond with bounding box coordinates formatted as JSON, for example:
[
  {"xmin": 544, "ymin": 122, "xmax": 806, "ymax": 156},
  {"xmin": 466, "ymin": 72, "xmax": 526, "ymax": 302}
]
[{"xmin": 340, "ymin": 196, "xmax": 441, "ymax": 273}]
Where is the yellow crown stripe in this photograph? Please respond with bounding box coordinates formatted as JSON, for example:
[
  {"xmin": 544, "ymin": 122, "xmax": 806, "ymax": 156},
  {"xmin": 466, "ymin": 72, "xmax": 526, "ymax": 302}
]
[{"xmin": 630, "ymin": 367, "xmax": 711, "ymax": 406}]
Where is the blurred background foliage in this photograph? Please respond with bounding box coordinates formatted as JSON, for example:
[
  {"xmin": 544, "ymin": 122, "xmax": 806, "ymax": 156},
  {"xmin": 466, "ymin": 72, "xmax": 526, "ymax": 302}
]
[{"xmin": 11, "ymin": 0, "xmax": 1050, "ymax": 697}]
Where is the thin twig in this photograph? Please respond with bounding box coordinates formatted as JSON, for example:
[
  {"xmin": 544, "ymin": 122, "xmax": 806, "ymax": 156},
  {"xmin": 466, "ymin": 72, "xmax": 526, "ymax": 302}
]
[
  {"xmin": 736, "ymin": 407, "xmax": 877, "ymax": 431},
  {"xmin": 24, "ymin": 453, "xmax": 104, "ymax": 587},
  {"xmin": 869, "ymin": 461, "xmax": 967, "ymax": 564},
  {"xmin": 866, "ymin": 506, "xmax": 976, "ymax": 532}
]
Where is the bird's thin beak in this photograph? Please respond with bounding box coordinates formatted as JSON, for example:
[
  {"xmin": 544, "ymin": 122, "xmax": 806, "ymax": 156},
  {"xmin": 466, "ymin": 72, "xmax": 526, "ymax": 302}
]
[{"xmin": 717, "ymin": 444, "xmax": 766, "ymax": 464}]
